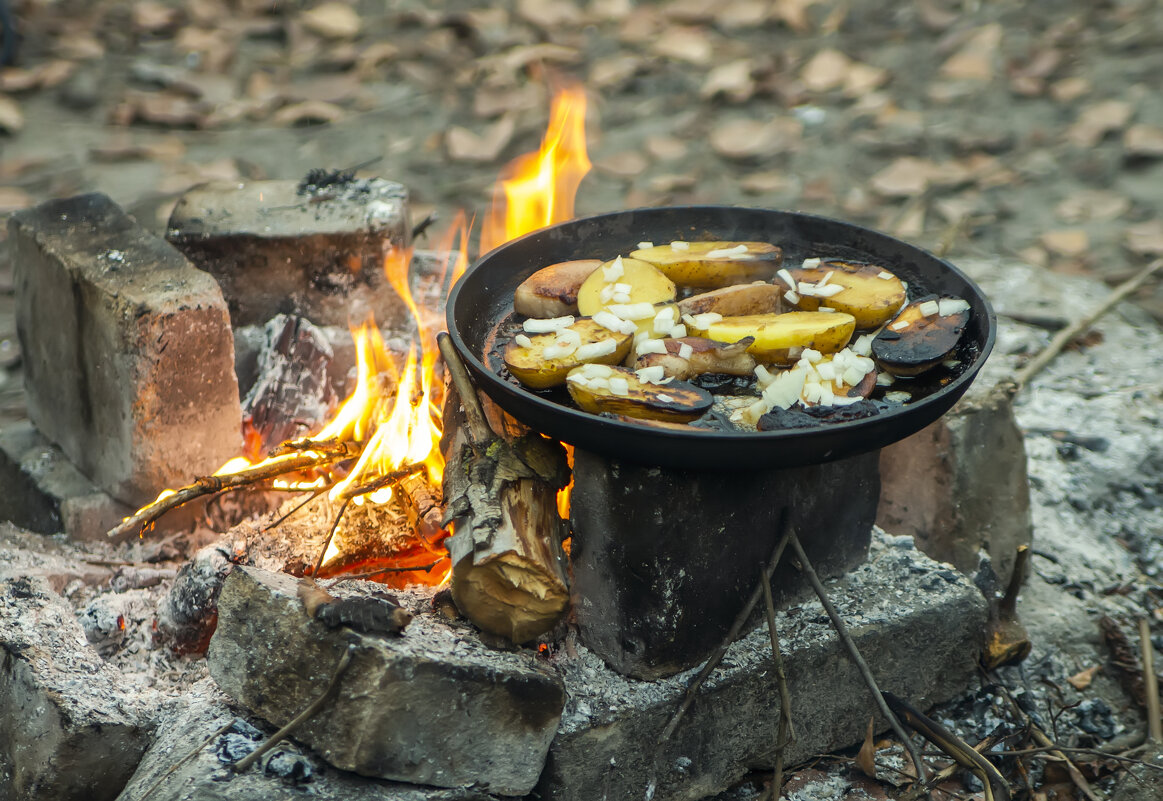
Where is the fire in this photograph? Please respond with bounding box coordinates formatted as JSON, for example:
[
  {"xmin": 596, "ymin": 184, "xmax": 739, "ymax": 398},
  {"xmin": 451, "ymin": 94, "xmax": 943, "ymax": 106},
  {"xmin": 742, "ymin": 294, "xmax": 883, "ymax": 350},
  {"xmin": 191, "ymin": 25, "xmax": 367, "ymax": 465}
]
[{"xmin": 479, "ymin": 84, "xmax": 591, "ymax": 254}]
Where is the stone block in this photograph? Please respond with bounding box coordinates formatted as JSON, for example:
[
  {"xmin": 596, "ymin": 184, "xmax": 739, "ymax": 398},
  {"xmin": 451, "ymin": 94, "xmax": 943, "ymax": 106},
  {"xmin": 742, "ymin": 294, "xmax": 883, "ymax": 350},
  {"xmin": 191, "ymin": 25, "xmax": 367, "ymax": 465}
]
[
  {"xmin": 116, "ymin": 677, "xmax": 501, "ymax": 801},
  {"xmin": 877, "ymin": 377, "xmax": 1032, "ymax": 584},
  {"xmin": 539, "ymin": 530, "xmax": 988, "ymax": 801},
  {"xmin": 207, "ymin": 566, "xmax": 565, "ymax": 797},
  {"xmin": 166, "ymin": 178, "xmax": 412, "ymax": 328},
  {"xmin": 0, "ymin": 574, "xmax": 151, "ymax": 801},
  {"xmin": 0, "ymin": 421, "xmax": 133, "ymax": 541},
  {"xmin": 9, "ymin": 193, "xmax": 242, "ymax": 507}
]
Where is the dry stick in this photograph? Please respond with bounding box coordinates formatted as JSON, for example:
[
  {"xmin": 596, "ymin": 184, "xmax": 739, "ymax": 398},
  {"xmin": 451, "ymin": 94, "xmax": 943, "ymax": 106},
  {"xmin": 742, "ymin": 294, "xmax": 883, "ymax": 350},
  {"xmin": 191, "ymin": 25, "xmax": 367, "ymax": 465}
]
[
  {"xmin": 137, "ymin": 719, "xmax": 237, "ymax": 801},
  {"xmin": 107, "ymin": 440, "xmax": 364, "ymax": 539},
  {"xmin": 1013, "ymin": 258, "xmax": 1163, "ymax": 390},
  {"xmin": 233, "ymin": 643, "xmax": 356, "ymax": 774},
  {"xmin": 436, "ymin": 331, "xmax": 494, "ymax": 449},
  {"xmin": 264, "ymin": 485, "xmax": 332, "ymax": 532},
  {"xmin": 786, "ymin": 531, "xmax": 930, "ymax": 787},
  {"xmin": 326, "ymin": 560, "xmax": 444, "ymax": 583},
  {"xmin": 1140, "ymin": 618, "xmax": 1162, "ymax": 743},
  {"xmin": 311, "ymin": 497, "xmax": 352, "ymax": 578},
  {"xmin": 336, "ymin": 463, "xmax": 425, "ymax": 501},
  {"xmin": 760, "ymin": 574, "xmax": 796, "ymax": 801},
  {"xmin": 999, "ymin": 745, "xmax": 1163, "ymax": 771}
]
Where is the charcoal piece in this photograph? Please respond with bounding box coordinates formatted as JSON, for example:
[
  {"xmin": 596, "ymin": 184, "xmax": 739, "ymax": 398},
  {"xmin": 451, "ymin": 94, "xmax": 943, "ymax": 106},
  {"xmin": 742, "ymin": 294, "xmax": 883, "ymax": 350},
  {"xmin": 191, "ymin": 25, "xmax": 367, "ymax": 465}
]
[
  {"xmin": 314, "ymin": 596, "xmax": 412, "ymax": 636},
  {"xmin": 155, "ymin": 539, "xmax": 244, "ymax": 655},
  {"xmin": 265, "ymin": 749, "xmax": 315, "ymax": 784}
]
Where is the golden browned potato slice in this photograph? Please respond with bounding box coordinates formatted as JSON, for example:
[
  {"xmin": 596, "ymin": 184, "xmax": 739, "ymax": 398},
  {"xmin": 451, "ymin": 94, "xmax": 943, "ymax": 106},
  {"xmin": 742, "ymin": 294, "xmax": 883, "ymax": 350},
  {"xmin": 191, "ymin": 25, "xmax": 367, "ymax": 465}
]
[
  {"xmin": 565, "ymin": 364, "xmax": 713, "ymax": 422},
  {"xmin": 513, "ymin": 259, "xmax": 602, "ymax": 318},
  {"xmin": 677, "ymin": 282, "xmax": 783, "ymax": 317},
  {"xmin": 872, "ymin": 296, "xmax": 970, "ymax": 376},
  {"xmin": 786, "ymin": 260, "xmax": 907, "ymax": 330},
  {"xmin": 635, "ymin": 337, "xmax": 757, "ymax": 380},
  {"xmin": 704, "ymin": 312, "xmax": 856, "ymax": 364},
  {"xmin": 576, "ymin": 258, "xmax": 677, "ymax": 317},
  {"xmin": 503, "ymin": 319, "xmax": 633, "ymax": 389},
  {"xmin": 630, "ymin": 241, "xmax": 782, "ymax": 289}
]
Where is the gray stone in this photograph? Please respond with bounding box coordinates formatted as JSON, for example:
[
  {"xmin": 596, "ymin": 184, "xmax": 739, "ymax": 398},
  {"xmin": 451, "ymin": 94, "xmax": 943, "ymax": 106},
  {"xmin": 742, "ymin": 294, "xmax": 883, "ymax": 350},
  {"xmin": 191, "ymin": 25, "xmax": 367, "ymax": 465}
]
[
  {"xmin": 207, "ymin": 566, "xmax": 565, "ymax": 796},
  {"xmin": 540, "ymin": 529, "xmax": 988, "ymax": 801},
  {"xmin": 877, "ymin": 376, "xmax": 1032, "ymax": 585},
  {"xmin": 166, "ymin": 178, "xmax": 412, "ymax": 328},
  {"xmin": 9, "ymin": 193, "xmax": 242, "ymax": 507},
  {"xmin": 0, "ymin": 421, "xmax": 133, "ymax": 541},
  {"xmin": 116, "ymin": 677, "xmax": 500, "ymax": 801},
  {"xmin": 0, "ymin": 574, "xmax": 151, "ymax": 801}
]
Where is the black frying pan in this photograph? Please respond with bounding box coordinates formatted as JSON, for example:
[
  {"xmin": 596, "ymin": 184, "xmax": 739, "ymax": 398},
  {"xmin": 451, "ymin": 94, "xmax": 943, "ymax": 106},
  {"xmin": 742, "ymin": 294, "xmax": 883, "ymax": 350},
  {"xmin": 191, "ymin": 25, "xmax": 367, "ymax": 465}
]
[{"xmin": 445, "ymin": 206, "xmax": 995, "ymax": 470}]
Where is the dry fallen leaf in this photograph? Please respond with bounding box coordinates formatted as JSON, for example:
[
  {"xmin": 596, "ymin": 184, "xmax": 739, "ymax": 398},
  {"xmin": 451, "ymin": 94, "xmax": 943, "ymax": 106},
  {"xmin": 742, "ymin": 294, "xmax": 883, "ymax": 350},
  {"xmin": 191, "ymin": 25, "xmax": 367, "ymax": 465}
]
[
  {"xmin": 701, "ymin": 59, "xmax": 755, "ymax": 102},
  {"xmin": 517, "ymin": 0, "xmax": 582, "ymax": 28},
  {"xmin": 1125, "ymin": 124, "xmax": 1163, "ymax": 158},
  {"xmin": 1040, "ymin": 228, "xmax": 1090, "ymax": 257},
  {"xmin": 1066, "ymin": 99, "xmax": 1134, "ymax": 148},
  {"xmin": 1050, "ymin": 76, "xmax": 1091, "ymax": 103},
  {"xmin": 1124, "ymin": 220, "xmax": 1163, "ymax": 256},
  {"xmin": 800, "ymin": 48, "xmax": 850, "ymax": 93},
  {"xmin": 645, "ymin": 134, "xmax": 688, "ymax": 162},
  {"xmin": 271, "ymin": 100, "xmax": 346, "ymax": 126},
  {"xmin": 650, "ymin": 26, "xmax": 715, "ymax": 66},
  {"xmin": 0, "ymin": 69, "xmax": 39, "ymax": 93},
  {"xmin": 1054, "ymin": 190, "xmax": 1130, "ymax": 224},
  {"xmin": 869, "ymin": 157, "xmax": 932, "ymax": 197},
  {"xmin": 940, "ymin": 23, "xmax": 1002, "ymax": 81},
  {"xmin": 589, "ymin": 55, "xmax": 642, "ymax": 88},
  {"xmin": 0, "ymin": 95, "xmax": 26, "ymax": 133},
  {"xmin": 648, "ymin": 173, "xmax": 698, "ymax": 193},
  {"xmin": 300, "ymin": 3, "xmax": 362, "ymax": 40},
  {"xmin": 0, "ymin": 186, "xmax": 33, "ymax": 213},
  {"xmin": 1067, "ymin": 665, "xmax": 1101, "ymax": 691},
  {"xmin": 855, "ymin": 718, "xmax": 878, "ymax": 779},
  {"xmin": 445, "ymin": 115, "xmax": 516, "ymax": 163},
  {"xmin": 590, "ymin": 0, "xmax": 633, "ymax": 22},
  {"xmin": 595, "ymin": 151, "xmax": 649, "ymax": 178},
  {"xmin": 843, "ymin": 62, "xmax": 889, "ymax": 98},
  {"xmin": 717, "ymin": 0, "xmax": 772, "ymax": 29},
  {"xmin": 133, "ymin": 1, "xmax": 181, "ymax": 34},
  {"xmin": 709, "ymin": 117, "xmax": 803, "ymax": 160}
]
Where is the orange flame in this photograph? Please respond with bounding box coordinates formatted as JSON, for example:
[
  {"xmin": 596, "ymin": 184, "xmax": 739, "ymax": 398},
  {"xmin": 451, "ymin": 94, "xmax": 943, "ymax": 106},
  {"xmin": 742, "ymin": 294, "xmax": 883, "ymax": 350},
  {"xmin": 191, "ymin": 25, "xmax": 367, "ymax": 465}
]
[{"xmin": 479, "ymin": 84, "xmax": 591, "ymax": 254}]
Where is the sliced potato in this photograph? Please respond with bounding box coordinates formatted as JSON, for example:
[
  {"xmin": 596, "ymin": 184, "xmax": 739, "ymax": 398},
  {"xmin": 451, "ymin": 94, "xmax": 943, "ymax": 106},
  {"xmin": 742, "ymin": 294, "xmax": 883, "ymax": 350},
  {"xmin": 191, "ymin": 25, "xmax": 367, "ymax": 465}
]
[
  {"xmin": 704, "ymin": 311, "xmax": 856, "ymax": 364},
  {"xmin": 872, "ymin": 296, "xmax": 970, "ymax": 376},
  {"xmin": 576, "ymin": 257, "xmax": 676, "ymax": 317},
  {"xmin": 565, "ymin": 365, "xmax": 713, "ymax": 422},
  {"xmin": 677, "ymin": 282, "xmax": 783, "ymax": 318},
  {"xmin": 630, "ymin": 241, "xmax": 782, "ymax": 289},
  {"xmin": 503, "ymin": 319, "xmax": 633, "ymax": 390},
  {"xmin": 513, "ymin": 259, "xmax": 602, "ymax": 318},
  {"xmin": 635, "ymin": 337, "xmax": 757, "ymax": 380},
  {"xmin": 786, "ymin": 260, "xmax": 907, "ymax": 330}
]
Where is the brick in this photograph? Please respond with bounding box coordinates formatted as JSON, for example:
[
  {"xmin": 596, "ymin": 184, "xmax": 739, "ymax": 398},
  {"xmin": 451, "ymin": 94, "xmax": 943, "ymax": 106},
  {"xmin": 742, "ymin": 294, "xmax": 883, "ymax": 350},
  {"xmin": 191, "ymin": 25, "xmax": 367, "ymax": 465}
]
[
  {"xmin": 877, "ymin": 377, "xmax": 1032, "ymax": 584},
  {"xmin": 539, "ymin": 530, "xmax": 988, "ymax": 801},
  {"xmin": 0, "ymin": 421, "xmax": 133, "ymax": 541},
  {"xmin": 116, "ymin": 677, "xmax": 501, "ymax": 801},
  {"xmin": 0, "ymin": 574, "xmax": 151, "ymax": 801},
  {"xmin": 9, "ymin": 193, "xmax": 242, "ymax": 507},
  {"xmin": 166, "ymin": 178, "xmax": 412, "ymax": 328},
  {"xmin": 207, "ymin": 566, "xmax": 565, "ymax": 796}
]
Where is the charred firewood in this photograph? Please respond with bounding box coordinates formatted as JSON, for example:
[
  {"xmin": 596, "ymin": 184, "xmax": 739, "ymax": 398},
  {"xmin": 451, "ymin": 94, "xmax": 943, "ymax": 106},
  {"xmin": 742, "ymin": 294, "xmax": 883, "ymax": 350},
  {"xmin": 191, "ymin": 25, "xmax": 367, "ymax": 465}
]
[
  {"xmin": 155, "ymin": 539, "xmax": 247, "ymax": 655},
  {"xmin": 437, "ymin": 332, "xmax": 571, "ymax": 645}
]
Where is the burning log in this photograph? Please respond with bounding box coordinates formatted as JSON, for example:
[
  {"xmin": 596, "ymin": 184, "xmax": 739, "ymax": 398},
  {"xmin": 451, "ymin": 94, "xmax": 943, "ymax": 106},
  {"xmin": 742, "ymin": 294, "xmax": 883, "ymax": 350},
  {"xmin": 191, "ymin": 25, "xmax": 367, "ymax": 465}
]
[{"xmin": 437, "ymin": 332, "xmax": 571, "ymax": 644}]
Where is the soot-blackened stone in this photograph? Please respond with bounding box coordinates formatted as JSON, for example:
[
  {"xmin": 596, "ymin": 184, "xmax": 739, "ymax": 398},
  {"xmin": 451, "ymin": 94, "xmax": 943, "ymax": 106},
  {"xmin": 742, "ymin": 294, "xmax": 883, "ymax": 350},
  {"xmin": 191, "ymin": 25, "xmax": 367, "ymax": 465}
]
[{"xmin": 569, "ymin": 449, "xmax": 880, "ymax": 679}]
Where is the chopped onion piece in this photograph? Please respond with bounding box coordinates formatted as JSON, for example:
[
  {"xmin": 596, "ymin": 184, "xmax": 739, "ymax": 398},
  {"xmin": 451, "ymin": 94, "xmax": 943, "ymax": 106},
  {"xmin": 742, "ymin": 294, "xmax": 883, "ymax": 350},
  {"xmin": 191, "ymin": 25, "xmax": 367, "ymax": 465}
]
[
  {"xmin": 556, "ymin": 328, "xmax": 582, "ymax": 347},
  {"xmin": 637, "ymin": 338, "xmax": 667, "ymax": 355},
  {"xmin": 576, "ymin": 339, "xmax": 618, "ymax": 360},
  {"xmin": 877, "ymin": 270, "xmax": 894, "ymax": 280},
  {"xmin": 689, "ymin": 312, "xmax": 723, "ymax": 329},
  {"xmin": 741, "ymin": 399, "xmax": 770, "ymax": 426},
  {"xmin": 842, "ymin": 366, "xmax": 867, "ymax": 386},
  {"xmin": 777, "ymin": 268, "xmax": 797, "ymax": 289},
  {"xmin": 818, "ymin": 270, "xmax": 835, "ymax": 287},
  {"xmin": 802, "ymin": 257, "xmax": 821, "ymax": 269},
  {"xmin": 819, "ymin": 306, "xmax": 837, "ymax": 313},
  {"xmin": 637, "ymin": 241, "xmax": 655, "ymax": 249},
  {"xmin": 678, "ymin": 343, "xmax": 693, "ymax": 360},
  {"xmin": 803, "ymin": 381, "xmax": 822, "ymax": 404},
  {"xmin": 754, "ymin": 364, "xmax": 775, "ymax": 387},
  {"xmin": 787, "ymin": 346, "xmax": 803, "ymax": 360},
  {"xmin": 602, "ymin": 257, "xmax": 625, "ymax": 282},
  {"xmin": 599, "ymin": 284, "xmax": 616, "ymax": 304},
  {"xmin": 670, "ymin": 240, "xmax": 690, "ymax": 251},
  {"xmin": 885, "ymin": 390, "xmax": 912, "ymax": 403},
  {"xmin": 593, "ymin": 311, "xmax": 637, "ymax": 335},
  {"xmin": 818, "ymin": 382, "xmax": 835, "ymax": 405},
  {"xmin": 705, "ymin": 244, "xmax": 750, "ymax": 259},
  {"xmin": 891, "ymin": 320, "xmax": 910, "ymax": 331},
  {"xmin": 784, "ymin": 289, "xmax": 800, "ymax": 304},
  {"xmin": 608, "ymin": 377, "xmax": 630, "ymax": 396},
  {"xmin": 938, "ymin": 298, "xmax": 971, "ymax": 316},
  {"xmin": 607, "ymin": 302, "xmax": 657, "ymax": 320},
  {"xmin": 797, "ymin": 281, "xmax": 817, "ymax": 297},
  {"xmin": 876, "ymin": 372, "xmax": 895, "ymax": 387},
  {"xmin": 543, "ymin": 343, "xmax": 577, "ymax": 360},
  {"xmin": 567, "ymin": 373, "xmax": 590, "ymax": 386},
  {"xmin": 653, "ymin": 306, "xmax": 676, "ymax": 333},
  {"xmin": 801, "ymin": 348, "xmax": 823, "ymax": 363},
  {"xmin": 514, "ymin": 334, "xmax": 533, "ymax": 349},
  {"xmin": 918, "ymin": 300, "xmax": 940, "ymax": 317},
  {"xmin": 636, "ymin": 365, "xmax": 667, "ymax": 384},
  {"xmin": 612, "ymin": 292, "xmax": 632, "ymax": 304},
  {"xmin": 852, "ymin": 334, "xmax": 875, "ymax": 356},
  {"xmin": 942, "ymin": 358, "xmax": 960, "ymax": 369},
  {"xmin": 588, "ymin": 377, "xmax": 610, "ymax": 390},
  {"xmin": 815, "ymin": 362, "xmax": 837, "ymax": 381},
  {"xmin": 813, "ymin": 283, "xmax": 845, "ymax": 298},
  {"xmin": 577, "ymin": 363, "xmax": 614, "ymax": 379},
  {"xmin": 832, "ymin": 396, "xmax": 863, "ymax": 406},
  {"xmin": 669, "ymin": 324, "xmax": 688, "ymax": 339},
  {"xmin": 657, "ymin": 393, "xmax": 674, "ymax": 403},
  {"xmin": 523, "ymin": 315, "xmax": 574, "ymax": 333}
]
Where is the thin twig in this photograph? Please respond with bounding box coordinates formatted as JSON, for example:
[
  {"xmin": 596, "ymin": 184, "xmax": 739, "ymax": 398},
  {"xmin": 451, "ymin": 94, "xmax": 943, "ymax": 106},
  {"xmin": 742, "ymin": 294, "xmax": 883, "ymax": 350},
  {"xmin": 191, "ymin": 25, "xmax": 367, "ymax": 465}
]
[
  {"xmin": 1140, "ymin": 618, "xmax": 1162, "ymax": 743},
  {"xmin": 1013, "ymin": 258, "xmax": 1163, "ymax": 390},
  {"xmin": 107, "ymin": 440, "xmax": 363, "ymax": 539},
  {"xmin": 787, "ymin": 531, "xmax": 930, "ymax": 787},
  {"xmin": 263, "ymin": 485, "xmax": 331, "ymax": 532},
  {"xmin": 311, "ymin": 497, "xmax": 351, "ymax": 577},
  {"xmin": 760, "ymin": 571, "xmax": 795, "ymax": 801},
  {"xmin": 326, "ymin": 560, "xmax": 443, "ymax": 582},
  {"xmin": 232, "ymin": 644, "xmax": 356, "ymax": 774},
  {"xmin": 137, "ymin": 719, "xmax": 237, "ymax": 801},
  {"xmin": 336, "ymin": 463, "xmax": 425, "ymax": 501},
  {"xmin": 998, "ymin": 745, "xmax": 1163, "ymax": 770}
]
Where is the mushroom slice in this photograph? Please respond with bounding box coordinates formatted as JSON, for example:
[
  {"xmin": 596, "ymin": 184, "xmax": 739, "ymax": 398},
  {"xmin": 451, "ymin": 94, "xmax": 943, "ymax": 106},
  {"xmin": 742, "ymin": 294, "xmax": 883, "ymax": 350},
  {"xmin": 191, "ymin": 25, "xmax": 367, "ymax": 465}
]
[
  {"xmin": 872, "ymin": 295, "xmax": 970, "ymax": 377},
  {"xmin": 635, "ymin": 336, "xmax": 757, "ymax": 381},
  {"xmin": 630, "ymin": 241, "xmax": 783, "ymax": 289},
  {"xmin": 514, "ymin": 259, "xmax": 602, "ymax": 318},
  {"xmin": 677, "ymin": 282, "xmax": 783, "ymax": 318},
  {"xmin": 786, "ymin": 260, "xmax": 907, "ymax": 330},
  {"xmin": 565, "ymin": 365, "xmax": 713, "ymax": 422},
  {"xmin": 504, "ymin": 318, "xmax": 633, "ymax": 390},
  {"xmin": 704, "ymin": 311, "xmax": 856, "ymax": 365}
]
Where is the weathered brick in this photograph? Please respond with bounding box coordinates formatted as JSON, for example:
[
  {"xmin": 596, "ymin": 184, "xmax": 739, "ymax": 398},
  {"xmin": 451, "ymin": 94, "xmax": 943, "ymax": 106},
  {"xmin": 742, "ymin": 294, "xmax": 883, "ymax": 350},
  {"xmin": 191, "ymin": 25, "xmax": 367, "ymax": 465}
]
[
  {"xmin": 9, "ymin": 193, "xmax": 242, "ymax": 507},
  {"xmin": 166, "ymin": 178, "xmax": 412, "ymax": 328},
  {"xmin": 0, "ymin": 574, "xmax": 151, "ymax": 801},
  {"xmin": 877, "ymin": 377, "xmax": 1032, "ymax": 584},
  {"xmin": 207, "ymin": 566, "xmax": 565, "ymax": 796}
]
